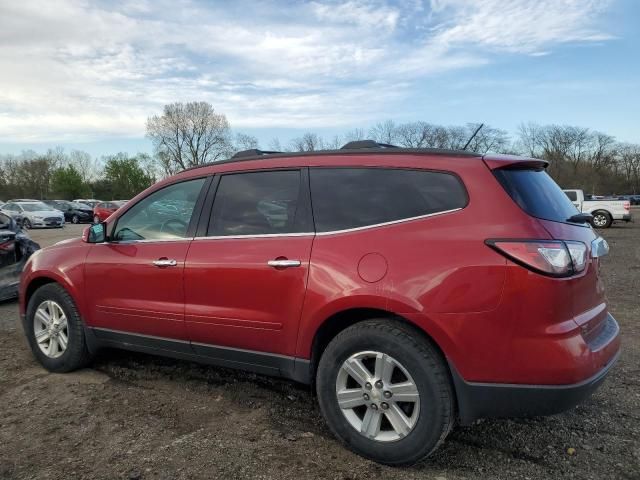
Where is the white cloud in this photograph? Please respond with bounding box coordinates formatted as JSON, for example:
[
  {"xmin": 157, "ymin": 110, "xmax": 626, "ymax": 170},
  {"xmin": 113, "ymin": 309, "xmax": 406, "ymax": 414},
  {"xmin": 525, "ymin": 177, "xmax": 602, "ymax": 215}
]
[{"xmin": 0, "ymin": 0, "xmax": 614, "ymax": 142}]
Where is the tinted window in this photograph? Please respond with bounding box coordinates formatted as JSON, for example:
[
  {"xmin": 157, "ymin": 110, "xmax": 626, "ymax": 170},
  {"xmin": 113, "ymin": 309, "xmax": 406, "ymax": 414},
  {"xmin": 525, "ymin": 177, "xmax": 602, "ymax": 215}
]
[
  {"xmin": 310, "ymin": 168, "xmax": 467, "ymax": 232},
  {"xmin": 113, "ymin": 178, "xmax": 206, "ymax": 241},
  {"xmin": 564, "ymin": 191, "xmax": 577, "ymax": 201},
  {"xmin": 209, "ymin": 170, "xmax": 301, "ymax": 236},
  {"xmin": 494, "ymin": 169, "xmax": 579, "ymax": 224}
]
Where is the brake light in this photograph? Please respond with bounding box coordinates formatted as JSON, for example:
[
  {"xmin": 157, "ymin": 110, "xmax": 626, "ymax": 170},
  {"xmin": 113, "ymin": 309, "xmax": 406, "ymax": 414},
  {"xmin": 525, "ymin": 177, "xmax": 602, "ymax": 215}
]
[
  {"xmin": 486, "ymin": 240, "xmax": 587, "ymax": 277},
  {"xmin": 624, "ymin": 202, "xmax": 630, "ymax": 211}
]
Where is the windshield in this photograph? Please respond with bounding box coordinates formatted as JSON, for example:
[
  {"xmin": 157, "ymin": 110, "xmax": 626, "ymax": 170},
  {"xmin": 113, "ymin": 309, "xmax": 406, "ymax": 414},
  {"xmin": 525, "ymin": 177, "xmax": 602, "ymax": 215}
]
[
  {"xmin": 493, "ymin": 168, "xmax": 581, "ymax": 224},
  {"xmin": 20, "ymin": 202, "xmax": 51, "ymax": 212},
  {"xmin": 69, "ymin": 202, "xmax": 89, "ymax": 209}
]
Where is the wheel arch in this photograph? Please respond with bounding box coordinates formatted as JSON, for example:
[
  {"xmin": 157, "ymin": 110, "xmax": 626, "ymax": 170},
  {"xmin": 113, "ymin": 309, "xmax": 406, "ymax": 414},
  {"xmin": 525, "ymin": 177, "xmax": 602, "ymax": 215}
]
[
  {"xmin": 22, "ymin": 274, "xmax": 83, "ymax": 319},
  {"xmin": 308, "ymin": 308, "xmax": 454, "ymax": 388}
]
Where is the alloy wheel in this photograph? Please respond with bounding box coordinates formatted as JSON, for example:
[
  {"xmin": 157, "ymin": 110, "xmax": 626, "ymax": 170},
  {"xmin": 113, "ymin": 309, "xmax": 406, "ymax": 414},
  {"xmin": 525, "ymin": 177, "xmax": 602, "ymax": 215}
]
[
  {"xmin": 33, "ymin": 300, "xmax": 69, "ymax": 359},
  {"xmin": 336, "ymin": 351, "xmax": 420, "ymax": 442},
  {"xmin": 593, "ymin": 214, "xmax": 607, "ymax": 227}
]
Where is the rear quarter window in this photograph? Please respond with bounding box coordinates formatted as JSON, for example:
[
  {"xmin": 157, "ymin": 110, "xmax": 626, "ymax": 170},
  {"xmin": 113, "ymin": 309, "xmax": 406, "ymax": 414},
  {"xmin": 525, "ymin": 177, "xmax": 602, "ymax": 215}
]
[
  {"xmin": 310, "ymin": 167, "xmax": 467, "ymax": 232},
  {"xmin": 493, "ymin": 169, "xmax": 579, "ymax": 224}
]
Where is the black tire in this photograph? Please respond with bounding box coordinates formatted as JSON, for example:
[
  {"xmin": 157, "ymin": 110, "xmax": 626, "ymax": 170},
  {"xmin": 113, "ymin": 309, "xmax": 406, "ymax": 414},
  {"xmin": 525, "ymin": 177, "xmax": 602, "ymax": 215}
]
[
  {"xmin": 71, "ymin": 214, "xmax": 79, "ymax": 224},
  {"xmin": 22, "ymin": 218, "xmax": 31, "ymax": 229},
  {"xmin": 591, "ymin": 210, "xmax": 612, "ymax": 228},
  {"xmin": 93, "ymin": 215, "xmax": 100, "ymax": 224},
  {"xmin": 316, "ymin": 319, "xmax": 454, "ymax": 466},
  {"xmin": 22, "ymin": 283, "xmax": 92, "ymax": 372}
]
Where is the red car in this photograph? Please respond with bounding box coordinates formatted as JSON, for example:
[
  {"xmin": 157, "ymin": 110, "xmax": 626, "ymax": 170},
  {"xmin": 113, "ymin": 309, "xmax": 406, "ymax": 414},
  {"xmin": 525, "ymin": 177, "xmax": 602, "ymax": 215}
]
[
  {"xmin": 19, "ymin": 142, "xmax": 620, "ymax": 465},
  {"xmin": 92, "ymin": 201, "xmax": 126, "ymax": 223}
]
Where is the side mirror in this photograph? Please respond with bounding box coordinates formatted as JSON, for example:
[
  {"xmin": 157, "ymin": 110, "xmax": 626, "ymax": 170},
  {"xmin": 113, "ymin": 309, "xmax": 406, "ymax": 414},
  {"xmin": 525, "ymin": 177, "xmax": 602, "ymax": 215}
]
[{"xmin": 83, "ymin": 223, "xmax": 107, "ymax": 243}]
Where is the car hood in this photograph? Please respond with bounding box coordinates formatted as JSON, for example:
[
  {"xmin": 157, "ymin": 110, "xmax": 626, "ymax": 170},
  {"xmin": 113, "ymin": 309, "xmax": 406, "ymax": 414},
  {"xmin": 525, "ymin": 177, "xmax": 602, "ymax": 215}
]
[{"xmin": 25, "ymin": 210, "xmax": 64, "ymax": 217}]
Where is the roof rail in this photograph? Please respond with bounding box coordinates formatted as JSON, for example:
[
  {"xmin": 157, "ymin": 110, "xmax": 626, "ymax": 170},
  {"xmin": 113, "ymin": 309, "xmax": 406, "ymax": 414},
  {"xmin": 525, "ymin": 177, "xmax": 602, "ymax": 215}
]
[
  {"xmin": 231, "ymin": 149, "xmax": 282, "ymax": 159},
  {"xmin": 340, "ymin": 140, "xmax": 399, "ymax": 150}
]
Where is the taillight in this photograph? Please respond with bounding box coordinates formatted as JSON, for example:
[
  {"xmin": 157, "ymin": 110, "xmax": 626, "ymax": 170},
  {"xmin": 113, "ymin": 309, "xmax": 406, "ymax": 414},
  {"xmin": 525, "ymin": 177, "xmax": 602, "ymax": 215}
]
[
  {"xmin": 486, "ymin": 240, "xmax": 587, "ymax": 277},
  {"xmin": 624, "ymin": 202, "xmax": 630, "ymax": 211}
]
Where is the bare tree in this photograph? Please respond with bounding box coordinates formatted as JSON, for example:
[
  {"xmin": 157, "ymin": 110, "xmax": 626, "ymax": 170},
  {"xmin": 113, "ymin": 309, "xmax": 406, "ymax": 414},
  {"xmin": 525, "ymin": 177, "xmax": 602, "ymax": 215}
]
[
  {"xmin": 463, "ymin": 123, "xmax": 510, "ymax": 154},
  {"xmin": 289, "ymin": 133, "xmax": 324, "ymax": 152},
  {"xmin": 516, "ymin": 122, "xmax": 542, "ymax": 157},
  {"xmin": 68, "ymin": 150, "xmax": 97, "ymax": 183},
  {"xmin": 234, "ymin": 133, "xmax": 260, "ymax": 151},
  {"xmin": 267, "ymin": 138, "xmax": 283, "ymax": 151},
  {"xmin": 146, "ymin": 102, "xmax": 233, "ymax": 174},
  {"xmin": 368, "ymin": 120, "xmax": 398, "ymax": 144},
  {"xmin": 342, "ymin": 128, "xmax": 366, "ymax": 143}
]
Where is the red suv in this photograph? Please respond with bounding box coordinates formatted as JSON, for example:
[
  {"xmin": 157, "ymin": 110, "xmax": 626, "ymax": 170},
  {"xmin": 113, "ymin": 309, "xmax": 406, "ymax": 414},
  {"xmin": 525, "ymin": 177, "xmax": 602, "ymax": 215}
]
[{"xmin": 19, "ymin": 141, "xmax": 620, "ymax": 465}]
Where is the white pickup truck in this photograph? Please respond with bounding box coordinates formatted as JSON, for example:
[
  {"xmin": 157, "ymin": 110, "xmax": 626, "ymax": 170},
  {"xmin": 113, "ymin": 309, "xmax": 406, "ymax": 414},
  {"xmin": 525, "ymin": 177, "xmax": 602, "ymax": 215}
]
[{"xmin": 563, "ymin": 189, "xmax": 632, "ymax": 228}]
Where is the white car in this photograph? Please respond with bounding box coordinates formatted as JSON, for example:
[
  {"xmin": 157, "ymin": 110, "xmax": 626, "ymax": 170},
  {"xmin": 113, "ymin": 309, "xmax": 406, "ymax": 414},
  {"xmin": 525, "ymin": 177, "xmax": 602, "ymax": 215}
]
[
  {"xmin": 563, "ymin": 189, "xmax": 632, "ymax": 228},
  {"xmin": 0, "ymin": 201, "xmax": 65, "ymax": 229}
]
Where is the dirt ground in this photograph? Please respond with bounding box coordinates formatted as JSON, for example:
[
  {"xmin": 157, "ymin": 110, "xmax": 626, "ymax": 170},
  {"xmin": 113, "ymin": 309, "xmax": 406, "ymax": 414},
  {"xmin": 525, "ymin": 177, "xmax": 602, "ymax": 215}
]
[{"xmin": 0, "ymin": 218, "xmax": 638, "ymax": 480}]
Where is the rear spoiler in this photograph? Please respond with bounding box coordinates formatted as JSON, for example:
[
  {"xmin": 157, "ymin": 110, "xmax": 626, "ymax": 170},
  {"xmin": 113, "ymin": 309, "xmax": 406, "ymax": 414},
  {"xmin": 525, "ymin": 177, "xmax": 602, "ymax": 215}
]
[{"xmin": 483, "ymin": 154, "xmax": 549, "ymax": 171}]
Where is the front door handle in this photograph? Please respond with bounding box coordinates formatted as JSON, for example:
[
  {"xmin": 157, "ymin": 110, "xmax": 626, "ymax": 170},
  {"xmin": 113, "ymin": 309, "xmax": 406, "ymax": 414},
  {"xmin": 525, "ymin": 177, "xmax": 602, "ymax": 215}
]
[
  {"xmin": 153, "ymin": 258, "xmax": 177, "ymax": 267},
  {"xmin": 267, "ymin": 259, "xmax": 301, "ymax": 268}
]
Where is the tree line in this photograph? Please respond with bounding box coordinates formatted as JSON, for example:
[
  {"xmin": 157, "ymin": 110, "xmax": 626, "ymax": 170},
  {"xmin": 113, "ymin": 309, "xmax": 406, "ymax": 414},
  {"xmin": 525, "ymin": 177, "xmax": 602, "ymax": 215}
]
[{"xmin": 2, "ymin": 101, "xmax": 639, "ymax": 201}]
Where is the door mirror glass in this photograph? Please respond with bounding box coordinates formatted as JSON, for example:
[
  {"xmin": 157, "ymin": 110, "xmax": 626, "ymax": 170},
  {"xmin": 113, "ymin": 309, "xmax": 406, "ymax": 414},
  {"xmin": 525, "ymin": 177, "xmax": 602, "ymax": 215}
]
[{"xmin": 85, "ymin": 223, "xmax": 106, "ymax": 243}]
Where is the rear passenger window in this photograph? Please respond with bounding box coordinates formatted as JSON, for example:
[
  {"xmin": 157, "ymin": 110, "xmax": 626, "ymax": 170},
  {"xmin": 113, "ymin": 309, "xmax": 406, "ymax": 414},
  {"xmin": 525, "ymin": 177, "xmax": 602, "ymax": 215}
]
[
  {"xmin": 209, "ymin": 170, "xmax": 302, "ymax": 236},
  {"xmin": 310, "ymin": 168, "xmax": 467, "ymax": 232}
]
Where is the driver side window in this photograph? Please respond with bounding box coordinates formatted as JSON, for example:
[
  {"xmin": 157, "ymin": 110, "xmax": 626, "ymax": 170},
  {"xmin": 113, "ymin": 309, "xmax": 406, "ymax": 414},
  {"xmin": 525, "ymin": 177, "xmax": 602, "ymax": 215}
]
[{"xmin": 113, "ymin": 178, "xmax": 206, "ymax": 241}]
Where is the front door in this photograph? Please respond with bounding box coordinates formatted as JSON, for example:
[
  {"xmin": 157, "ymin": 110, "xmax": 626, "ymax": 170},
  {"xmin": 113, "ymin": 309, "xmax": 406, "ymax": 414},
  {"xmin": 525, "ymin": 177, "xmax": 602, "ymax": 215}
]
[
  {"xmin": 185, "ymin": 169, "xmax": 314, "ymax": 357},
  {"xmin": 84, "ymin": 177, "xmax": 208, "ymax": 342}
]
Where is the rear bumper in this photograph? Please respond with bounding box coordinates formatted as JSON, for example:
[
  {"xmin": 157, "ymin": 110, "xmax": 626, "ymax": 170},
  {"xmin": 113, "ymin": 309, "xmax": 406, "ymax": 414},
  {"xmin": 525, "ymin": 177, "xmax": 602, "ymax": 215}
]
[
  {"xmin": 450, "ymin": 315, "xmax": 621, "ymax": 425},
  {"xmin": 621, "ymin": 213, "xmax": 632, "ymax": 222}
]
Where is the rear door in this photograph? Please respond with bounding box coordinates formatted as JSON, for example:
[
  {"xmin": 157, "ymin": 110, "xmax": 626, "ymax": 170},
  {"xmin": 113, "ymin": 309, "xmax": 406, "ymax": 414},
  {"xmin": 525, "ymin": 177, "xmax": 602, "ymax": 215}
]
[{"xmin": 184, "ymin": 169, "xmax": 314, "ymax": 359}]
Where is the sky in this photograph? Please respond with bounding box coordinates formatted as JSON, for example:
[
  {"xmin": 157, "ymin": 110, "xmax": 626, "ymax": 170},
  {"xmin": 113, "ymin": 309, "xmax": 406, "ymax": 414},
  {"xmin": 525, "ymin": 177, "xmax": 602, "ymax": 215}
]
[{"xmin": 0, "ymin": 0, "xmax": 639, "ymax": 157}]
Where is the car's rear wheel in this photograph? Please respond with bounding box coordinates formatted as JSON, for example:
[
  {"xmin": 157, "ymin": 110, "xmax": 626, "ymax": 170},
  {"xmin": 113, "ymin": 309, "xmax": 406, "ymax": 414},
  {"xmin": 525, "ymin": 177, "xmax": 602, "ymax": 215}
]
[
  {"xmin": 591, "ymin": 211, "xmax": 612, "ymax": 228},
  {"xmin": 316, "ymin": 319, "xmax": 454, "ymax": 466},
  {"xmin": 23, "ymin": 283, "xmax": 92, "ymax": 372}
]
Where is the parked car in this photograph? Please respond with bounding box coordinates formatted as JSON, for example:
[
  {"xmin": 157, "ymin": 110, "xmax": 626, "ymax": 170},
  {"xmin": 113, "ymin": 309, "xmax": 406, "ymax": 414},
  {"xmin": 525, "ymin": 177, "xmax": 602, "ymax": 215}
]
[
  {"xmin": 43, "ymin": 200, "xmax": 93, "ymax": 224},
  {"xmin": 0, "ymin": 212, "xmax": 40, "ymax": 301},
  {"xmin": 92, "ymin": 201, "xmax": 127, "ymax": 223},
  {"xmin": 1, "ymin": 201, "xmax": 65, "ymax": 229},
  {"xmin": 19, "ymin": 142, "xmax": 620, "ymax": 466},
  {"xmin": 563, "ymin": 189, "xmax": 631, "ymax": 228},
  {"xmin": 629, "ymin": 194, "xmax": 640, "ymax": 206},
  {"xmin": 73, "ymin": 199, "xmax": 102, "ymax": 208}
]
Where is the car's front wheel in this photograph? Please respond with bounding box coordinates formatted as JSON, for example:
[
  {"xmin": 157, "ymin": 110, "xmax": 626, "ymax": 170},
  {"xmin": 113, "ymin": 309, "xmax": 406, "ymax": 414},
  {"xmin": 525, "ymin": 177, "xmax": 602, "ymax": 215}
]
[
  {"xmin": 316, "ymin": 319, "xmax": 454, "ymax": 466},
  {"xmin": 23, "ymin": 283, "xmax": 92, "ymax": 372},
  {"xmin": 93, "ymin": 215, "xmax": 100, "ymax": 224},
  {"xmin": 22, "ymin": 218, "xmax": 31, "ymax": 229},
  {"xmin": 71, "ymin": 214, "xmax": 79, "ymax": 224}
]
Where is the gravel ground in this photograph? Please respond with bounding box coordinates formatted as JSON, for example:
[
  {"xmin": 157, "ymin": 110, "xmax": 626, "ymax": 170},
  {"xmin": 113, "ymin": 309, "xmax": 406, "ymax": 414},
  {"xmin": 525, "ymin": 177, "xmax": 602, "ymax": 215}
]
[{"xmin": 0, "ymin": 218, "xmax": 638, "ymax": 480}]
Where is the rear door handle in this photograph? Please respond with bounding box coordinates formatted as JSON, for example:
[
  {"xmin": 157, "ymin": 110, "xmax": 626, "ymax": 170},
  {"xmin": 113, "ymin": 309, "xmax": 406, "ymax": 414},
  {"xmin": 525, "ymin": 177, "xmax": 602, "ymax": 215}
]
[
  {"xmin": 153, "ymin": 258, "xmax": 177, "ymax": 267},
  {"xmin": 267, "ymin": 259, "xmax": 301, "ymax": 268}
]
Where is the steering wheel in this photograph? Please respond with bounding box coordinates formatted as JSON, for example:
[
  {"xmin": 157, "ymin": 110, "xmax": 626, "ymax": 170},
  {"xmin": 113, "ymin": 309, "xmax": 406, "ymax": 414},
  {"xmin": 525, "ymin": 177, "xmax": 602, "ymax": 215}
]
[{"xmin": 160, "ymin": 218, "xmax": 188, "ymax": 235}]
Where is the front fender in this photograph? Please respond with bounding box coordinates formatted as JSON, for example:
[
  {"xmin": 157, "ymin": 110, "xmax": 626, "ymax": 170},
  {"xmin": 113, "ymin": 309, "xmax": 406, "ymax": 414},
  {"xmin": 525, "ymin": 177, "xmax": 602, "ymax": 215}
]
[{"xmin": 19, "ymin": 240, "xmax": 90, "ymax": 319}]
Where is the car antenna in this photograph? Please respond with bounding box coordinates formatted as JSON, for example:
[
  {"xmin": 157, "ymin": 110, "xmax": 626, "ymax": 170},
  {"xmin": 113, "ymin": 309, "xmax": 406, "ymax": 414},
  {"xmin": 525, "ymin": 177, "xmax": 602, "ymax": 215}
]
[{"xmin": 462, "ymin": 123, "xmax": 484, "ymax": 151}]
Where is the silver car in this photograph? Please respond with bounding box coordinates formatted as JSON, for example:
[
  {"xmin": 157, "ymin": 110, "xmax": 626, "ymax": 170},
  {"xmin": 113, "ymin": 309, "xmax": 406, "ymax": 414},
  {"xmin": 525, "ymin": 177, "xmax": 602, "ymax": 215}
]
[{"xmin": 0, "ymin": 201, "xmax": 65, "ymax": 229}]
